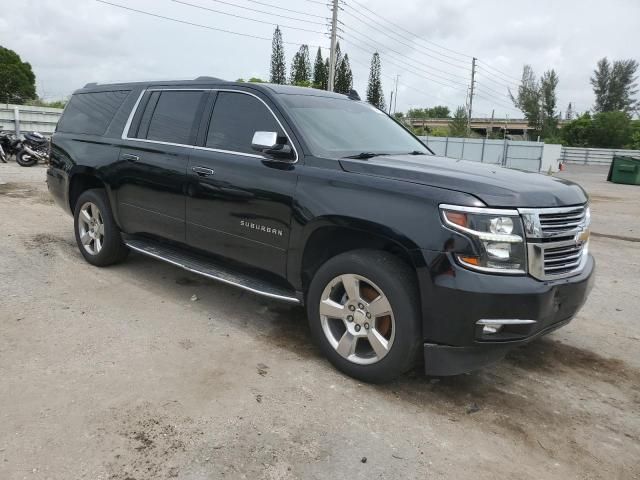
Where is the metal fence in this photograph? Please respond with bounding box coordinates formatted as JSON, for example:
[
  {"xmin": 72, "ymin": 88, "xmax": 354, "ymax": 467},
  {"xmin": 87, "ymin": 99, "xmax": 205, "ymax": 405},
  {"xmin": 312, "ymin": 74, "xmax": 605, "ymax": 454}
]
[
  {"xmin": 0, "ymin": 103, "xmax": 63, "ymax": 137},
  {"xmin": 561, "ymin": 146, "xmax": 640, "ymax": 166},
  {"xmin": 419, "ymin": 136, "xmax": 547, "ymax": 172}
]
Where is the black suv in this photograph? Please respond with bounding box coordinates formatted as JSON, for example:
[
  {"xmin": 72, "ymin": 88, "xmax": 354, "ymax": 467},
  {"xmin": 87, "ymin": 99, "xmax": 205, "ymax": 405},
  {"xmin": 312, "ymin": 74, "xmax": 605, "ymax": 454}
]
[{"xmin": 47, "ymin": 78, "xmax": 594, "ymax": 382}]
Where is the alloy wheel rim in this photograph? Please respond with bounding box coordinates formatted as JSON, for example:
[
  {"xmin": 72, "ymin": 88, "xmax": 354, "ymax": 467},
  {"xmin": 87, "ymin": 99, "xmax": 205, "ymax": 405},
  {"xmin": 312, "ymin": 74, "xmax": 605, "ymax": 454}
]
[
  {"xmin": 319, "ymin": 274, "xmax": 395, "ymax": 365},
  {"xmin": 78, "ymin": 202, "xmax": 104, "ymax": 255}
]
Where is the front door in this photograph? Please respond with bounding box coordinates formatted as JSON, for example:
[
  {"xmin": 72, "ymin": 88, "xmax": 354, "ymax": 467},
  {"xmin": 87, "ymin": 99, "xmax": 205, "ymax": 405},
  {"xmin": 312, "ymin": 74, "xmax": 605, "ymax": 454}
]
[
  {"xmin": 186, "ymin": 90, "xmax": 299, "ymax": 278},
  {"xmin": 114, "ymin": 89, "xmax": 206, "ymax": 242}
]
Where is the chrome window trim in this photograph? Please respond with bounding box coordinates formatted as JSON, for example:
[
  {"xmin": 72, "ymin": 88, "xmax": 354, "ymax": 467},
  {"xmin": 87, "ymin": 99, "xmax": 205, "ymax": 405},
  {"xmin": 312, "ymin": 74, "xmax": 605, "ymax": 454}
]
[{"xmin": 120, "ymin": 87, "xmax": 299, "ymax": 163}]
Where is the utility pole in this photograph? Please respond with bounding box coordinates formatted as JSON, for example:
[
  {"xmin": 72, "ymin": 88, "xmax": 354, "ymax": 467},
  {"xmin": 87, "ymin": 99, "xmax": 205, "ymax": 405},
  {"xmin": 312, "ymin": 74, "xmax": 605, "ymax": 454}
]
[
  {"xmin": 388, "ymin": 91, "xmax": 394, "ymax": 115},
  {"xmin": 467, "ymin": 57, "xmax": 476, "ymax": 135},
  {"xmin": 327, "ymin": 0, "xmax": 339, "ymax": 92},
  {"xmin": 393, "ymin": 75, "xmax": 399, "ymax": 114}
]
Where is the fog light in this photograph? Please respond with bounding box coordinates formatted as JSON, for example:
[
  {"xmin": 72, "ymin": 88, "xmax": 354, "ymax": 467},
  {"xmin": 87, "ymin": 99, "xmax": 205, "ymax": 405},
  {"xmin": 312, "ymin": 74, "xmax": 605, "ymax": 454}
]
[
  {"xmin": 486, "ymin": 242, "xmax": 510, "ymax": 260},
  {"xmin": 481, "ymin": 323, "xmax": 502, "ymax": 335}
]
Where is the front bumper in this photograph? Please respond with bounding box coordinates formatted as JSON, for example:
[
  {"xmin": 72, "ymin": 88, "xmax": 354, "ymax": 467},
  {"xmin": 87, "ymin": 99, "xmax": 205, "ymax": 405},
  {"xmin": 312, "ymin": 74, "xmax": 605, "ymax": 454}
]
[{"xmin": 417, "ymin": 252, "xmax": 595, "ymax": 376}]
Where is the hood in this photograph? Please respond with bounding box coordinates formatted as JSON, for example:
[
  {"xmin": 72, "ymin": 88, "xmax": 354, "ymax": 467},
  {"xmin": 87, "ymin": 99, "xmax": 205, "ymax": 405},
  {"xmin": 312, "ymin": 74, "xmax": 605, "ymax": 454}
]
[{"xmin": 339, "ymin": 154, "xmax": 588, "ymax": 208}]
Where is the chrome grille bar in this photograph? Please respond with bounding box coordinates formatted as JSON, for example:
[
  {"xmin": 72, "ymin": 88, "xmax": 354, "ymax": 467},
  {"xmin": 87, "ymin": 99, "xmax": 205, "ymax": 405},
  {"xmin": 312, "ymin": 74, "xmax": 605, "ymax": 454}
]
[{"xmin": 519, "ymin": 204, "xmax": 590, "ymax": 280}]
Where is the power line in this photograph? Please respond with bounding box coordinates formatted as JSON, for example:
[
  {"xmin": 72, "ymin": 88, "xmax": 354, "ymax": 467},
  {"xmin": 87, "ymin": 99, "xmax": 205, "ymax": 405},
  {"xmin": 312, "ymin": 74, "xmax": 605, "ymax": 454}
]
[
  {"xmin": 241, "ymin": 0, "xmax": 327, "ymax": 18},
  {"xmin": 341, "ymin": 29, "xmax": 471, "ymax": 85},
  {"xmin": 342, "ymin": 36, "xmax": 470, "ymax": 94},
  {"xmin": 476, "ymin": 66, "xmax": 519, "ymax": 90},
  {"xmin": 477, "ymin": 60, "xmax": 521, "ymax": 83},
  {"xmin": 204, "ymin": 0, "xmax": 327, "ymax": 25},
  {"xmin": 95, "ymin": 0, "xmax": 328, "ymax": 49},
  {"xmin": 345, "ymin": 0, "xmax": 472, "ymax": 60},
  {"xmin": 340, "ymin": 7, "xmax": 469, "ymax": 70},
  {"xmin": 343, "ymin": 0, "xmax": 524, "ymax": 89},
  {"xmin": 348, "ymin": 55, "xmax": 460, "ymax": 110},
  {"xmin": 171, "ymin": 0, "xmax": 326, "ymax": 34}
]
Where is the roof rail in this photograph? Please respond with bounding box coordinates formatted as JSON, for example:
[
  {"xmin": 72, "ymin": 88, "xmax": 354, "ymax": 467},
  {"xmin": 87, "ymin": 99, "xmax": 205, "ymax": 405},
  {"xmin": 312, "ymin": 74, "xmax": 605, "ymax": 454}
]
[
  {"xmin": 84, "ymin": 82, "xmax": 98, "ymax": 88},
  {"xmin": 194, "ymin": 76, "xmax": 226, "ymax": 82},
  {"xmin": 347, "ymin": 89, "xmax": 361, "ymax": 101}
]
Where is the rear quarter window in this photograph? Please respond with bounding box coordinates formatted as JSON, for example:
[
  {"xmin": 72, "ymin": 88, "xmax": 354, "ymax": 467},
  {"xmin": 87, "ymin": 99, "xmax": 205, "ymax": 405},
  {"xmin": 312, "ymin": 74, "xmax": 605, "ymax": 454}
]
[{"xmin": 57, "ymin": 90, "xmax": 129, "ymax": 135}]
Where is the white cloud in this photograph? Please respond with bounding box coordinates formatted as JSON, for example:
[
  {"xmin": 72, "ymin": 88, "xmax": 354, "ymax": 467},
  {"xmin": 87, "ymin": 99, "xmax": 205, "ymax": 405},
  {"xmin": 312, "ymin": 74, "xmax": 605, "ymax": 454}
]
[{"xmin": 1, "ymin": 0, "xmax": 638, "ymax": 117}]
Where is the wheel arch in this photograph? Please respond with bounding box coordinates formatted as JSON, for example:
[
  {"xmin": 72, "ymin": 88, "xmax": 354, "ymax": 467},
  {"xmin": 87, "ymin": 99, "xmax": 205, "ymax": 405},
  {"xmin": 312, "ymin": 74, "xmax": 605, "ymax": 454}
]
[
  {"xmin": 293, "ymin": 216, "xmax": 423, "ymax": 296},
  {"xmin": 67, "ymin": 168, "xmax": 121, "ymax": 228}
]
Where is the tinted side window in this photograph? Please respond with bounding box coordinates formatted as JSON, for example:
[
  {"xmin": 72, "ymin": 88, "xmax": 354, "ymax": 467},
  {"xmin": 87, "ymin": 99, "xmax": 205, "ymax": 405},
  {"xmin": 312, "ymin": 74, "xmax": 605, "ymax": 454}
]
[
  {"xmin": 145, "ymin": 91, "xmax": 203, "ymax": 145},
  {"xmin": 206, "ymin": 92, "xmax": 282, "ymax": 154},
  {"xmin": 57, "ymin": 90, "xmax": 129, "ymax": 135}
]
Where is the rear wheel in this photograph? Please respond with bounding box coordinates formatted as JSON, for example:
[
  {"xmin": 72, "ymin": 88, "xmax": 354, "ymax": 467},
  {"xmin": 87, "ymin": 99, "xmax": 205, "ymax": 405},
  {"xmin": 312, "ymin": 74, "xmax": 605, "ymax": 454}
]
[
  {"xmin": 16, "ymin": 149, "xmax": 38, "ymax": 167},
  {"xmin": 307, "ymin": 250, "xmax": 421, "ymax": 383},
  {"xmin": 73, "ymin": 189, "xmax": 129, "ymax": 266}
]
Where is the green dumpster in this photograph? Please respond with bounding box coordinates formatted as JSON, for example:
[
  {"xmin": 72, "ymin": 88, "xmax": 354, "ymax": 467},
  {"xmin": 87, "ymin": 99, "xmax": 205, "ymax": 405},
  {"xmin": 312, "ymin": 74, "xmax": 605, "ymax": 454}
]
[{"xmin": 607, "ymin": 156, "xmax": 640, "ymax": 185}]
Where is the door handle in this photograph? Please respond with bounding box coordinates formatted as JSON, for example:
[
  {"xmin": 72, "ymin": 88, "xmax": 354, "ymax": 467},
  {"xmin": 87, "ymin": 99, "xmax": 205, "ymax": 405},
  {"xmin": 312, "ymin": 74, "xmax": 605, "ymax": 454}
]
[
  {"xmin": 192, "ymin": 166, "xmax": 215, "ymax": 177},
  {"xmin": 122, "ymin": 153, "xmax": 139, "ymax": 162}
]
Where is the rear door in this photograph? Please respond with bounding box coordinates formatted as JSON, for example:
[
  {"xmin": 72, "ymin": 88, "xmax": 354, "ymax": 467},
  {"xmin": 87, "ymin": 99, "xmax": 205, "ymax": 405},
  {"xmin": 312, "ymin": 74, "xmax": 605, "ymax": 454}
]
[
  {"xmin": 116, "ymin": 89, "xmax": 206, "ymax": 242},
  {"xmin": 185, "ymin": 90, "xmax": 299, "ymax": 277}
]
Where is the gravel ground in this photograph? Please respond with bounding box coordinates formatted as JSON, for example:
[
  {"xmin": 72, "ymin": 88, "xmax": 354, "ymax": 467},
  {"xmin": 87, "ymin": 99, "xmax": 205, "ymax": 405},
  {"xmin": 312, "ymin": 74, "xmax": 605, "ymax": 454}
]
[{"xmin": 0, "ymin": 162, "xmax": 638, "ymax": 480}]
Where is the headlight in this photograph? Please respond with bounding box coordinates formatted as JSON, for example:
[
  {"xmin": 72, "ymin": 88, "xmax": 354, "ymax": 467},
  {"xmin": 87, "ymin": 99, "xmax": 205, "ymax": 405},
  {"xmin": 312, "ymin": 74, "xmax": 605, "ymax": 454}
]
[{"xmin": 440, "ymin": 204, "xmax": 526, "ymax": 274}]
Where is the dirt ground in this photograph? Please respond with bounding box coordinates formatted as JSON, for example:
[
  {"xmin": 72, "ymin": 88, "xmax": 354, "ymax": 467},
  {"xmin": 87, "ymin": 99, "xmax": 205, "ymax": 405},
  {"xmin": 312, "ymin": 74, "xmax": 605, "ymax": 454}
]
[{"xmin": 0, "ymin": 162, "xmax": 638, "ymax": 480}]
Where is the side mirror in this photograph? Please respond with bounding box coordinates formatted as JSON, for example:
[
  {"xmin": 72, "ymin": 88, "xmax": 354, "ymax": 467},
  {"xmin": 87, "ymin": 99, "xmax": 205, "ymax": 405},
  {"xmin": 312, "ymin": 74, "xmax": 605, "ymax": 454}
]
[{"xmin": 251, "ymin": 131, "xmax": 293, "ymax": 159}]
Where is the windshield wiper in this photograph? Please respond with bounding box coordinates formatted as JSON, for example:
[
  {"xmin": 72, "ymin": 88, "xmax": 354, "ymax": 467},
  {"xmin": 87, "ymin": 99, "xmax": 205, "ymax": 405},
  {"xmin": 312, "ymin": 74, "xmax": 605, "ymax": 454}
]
[{"xmin": 342, "ymin": 152, "xmax": 388, "ymax": 159}]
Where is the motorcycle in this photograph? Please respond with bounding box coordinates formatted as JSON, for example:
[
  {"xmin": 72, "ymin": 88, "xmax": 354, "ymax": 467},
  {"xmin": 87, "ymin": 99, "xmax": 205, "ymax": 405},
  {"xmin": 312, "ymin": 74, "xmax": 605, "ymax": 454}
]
[
  {"xmin": 16, "ymin": 131, "xmax": 49, "ymax": 167},
  {"xmin": 0, "ymin": 128, "xmax": 23, "ymax": 163}
]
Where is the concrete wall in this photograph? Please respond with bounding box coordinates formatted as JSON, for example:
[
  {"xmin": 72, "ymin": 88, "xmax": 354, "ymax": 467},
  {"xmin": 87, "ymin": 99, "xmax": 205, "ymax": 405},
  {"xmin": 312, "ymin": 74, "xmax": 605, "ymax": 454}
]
[{"xmin": 0, "ymin": 104, "xmax": 63, "ymax": 137}]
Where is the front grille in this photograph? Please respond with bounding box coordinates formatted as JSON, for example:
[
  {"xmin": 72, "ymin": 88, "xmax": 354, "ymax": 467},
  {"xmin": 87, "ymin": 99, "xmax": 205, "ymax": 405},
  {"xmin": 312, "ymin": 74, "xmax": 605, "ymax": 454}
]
[
  {"xmin": 519, "ymin": 204, "xmax": 590, "ymax": 281},
  {"xmin": 543, "ymin": 242, "xmax": 585, "ymax": 276},
  {"xmin": 538, "ymin": 206, "xmax": 586, "ymax": 234}
]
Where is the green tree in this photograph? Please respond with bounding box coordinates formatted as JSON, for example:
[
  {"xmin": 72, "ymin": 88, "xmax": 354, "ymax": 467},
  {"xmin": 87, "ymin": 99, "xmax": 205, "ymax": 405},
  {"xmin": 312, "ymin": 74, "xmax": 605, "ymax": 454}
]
[
  {"xmin": 290, "ymin": 44, "xmax": 311, "ymax": 86},
  {"xmin": 591, "ymin": 57, "xmax": 639, "ymax": 113},
  {"xmin": 26, "ymin": 98, "xmax": 67, "ymax": 108},
  {"xmin": 561, "ymin": 113, "xmax": 592, "ymax": 147},
  {"xmin": 0, "ymin": 46, "xmax": 36, "ymax": 104},
  {"xmin": 366, "ymin": 52, "xmax": 385, "ymax": 109},
  {"xmin": 540, "ymin": 69, "xmax": 559, "ymax": 138},
  {"xmin": 334, "ymin": 54, "xmax": 353, "ymax": 94},
  {"xmin": 427, "ymin": 106, "xmax": 450, "ymax": 118},
  {"xmin": 628, "ymin": 120, "xmax": 640, "ymax": 149},
  {"xmin": 323, "ymin": 58, "xmax": 330, "ymax": 89},
  {"xmin": 449, "ymin": 106, "xmax": 468, "ymax": 137},
  {"xmin": 510, "ymin": 65, "xmax": 541, "ymax": 133},
  {"xmin": 406, "ymin": 106, "xmax": 450, "ymax": 119},
  {"xmin": 407, "ymin": 108, "xmax": 427, "ymax": 119},
  {"xmin": 248, "ymin": 77, "xmax": 265, "ymax": 83},
  {"xmin": 332, "ymin": 42, "xmax": 342, "ymax": 90},
  {"xmin": 393, "ymin": 112, "xmax": 404, "ymax": 119},
  {"xmin": 312, "ymin": 47, "xmax": 327, "ymax": 90},
  {"xmin": 589, "ymin": 111, "xmax": 632, "ymax": 148},
  {"xmin": 269, "ymin": 26, "xmax": 286, "ymax": 84}
]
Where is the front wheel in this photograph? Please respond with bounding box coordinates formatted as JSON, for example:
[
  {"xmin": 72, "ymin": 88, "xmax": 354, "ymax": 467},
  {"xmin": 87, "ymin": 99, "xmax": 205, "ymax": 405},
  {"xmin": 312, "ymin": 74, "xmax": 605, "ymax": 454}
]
[
  {"xmin": 16, "ymin": 149, "xmax": 38, "ymax": 167},
  {"xmin": 307, "ymin": 250, "xmax": 421, "ymax": 383}
]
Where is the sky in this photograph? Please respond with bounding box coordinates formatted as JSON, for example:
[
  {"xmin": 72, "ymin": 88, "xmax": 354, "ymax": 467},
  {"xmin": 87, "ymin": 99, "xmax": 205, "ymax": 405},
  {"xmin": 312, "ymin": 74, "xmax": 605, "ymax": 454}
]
[{"xmin": 1, "ymin": 0, "xmax": 639, "ymax": 118}]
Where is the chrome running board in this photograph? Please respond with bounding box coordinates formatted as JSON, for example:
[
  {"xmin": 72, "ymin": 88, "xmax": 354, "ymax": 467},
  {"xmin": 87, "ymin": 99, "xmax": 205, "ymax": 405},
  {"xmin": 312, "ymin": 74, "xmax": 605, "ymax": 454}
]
[{"xmin": 125, "ymin": 238, "xmax": 300, "ymax": 304}]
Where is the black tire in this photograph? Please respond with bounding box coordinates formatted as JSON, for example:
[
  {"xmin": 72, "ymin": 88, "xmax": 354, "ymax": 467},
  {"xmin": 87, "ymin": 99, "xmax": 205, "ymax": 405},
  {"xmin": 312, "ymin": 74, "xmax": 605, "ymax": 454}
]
[
  {"xmin": 73, "ymin": 188, "xmax": 129, "ymax": 266},
  {"xmin": 307, "ymin": 249, "xmax": 421, "ymax": 383},
  {"xmin": 16, "ymin": 149, "xmax": 38, "ymax": 167}
]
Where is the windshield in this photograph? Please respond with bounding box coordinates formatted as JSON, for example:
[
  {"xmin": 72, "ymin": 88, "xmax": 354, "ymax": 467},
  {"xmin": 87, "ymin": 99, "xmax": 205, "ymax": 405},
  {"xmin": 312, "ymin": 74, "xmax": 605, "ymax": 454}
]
[{"xmin": 281, "ymin": 94, "xmax": 430, "ymax": 158}]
